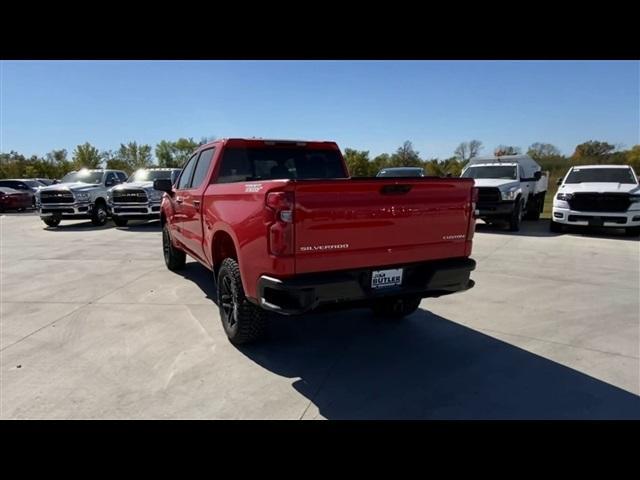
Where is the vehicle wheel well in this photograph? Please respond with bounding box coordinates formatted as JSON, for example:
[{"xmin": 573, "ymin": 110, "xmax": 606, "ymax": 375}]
[
  {"xmin": 94, "ymin": 197, "xmax": 106, "ymax": 207},
  {"xmin": 212, "ymin": 231, "xmax": 238, "ymax": 275}
]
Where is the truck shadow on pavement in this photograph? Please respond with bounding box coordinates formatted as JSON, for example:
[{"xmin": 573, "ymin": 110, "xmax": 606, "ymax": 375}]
[
  {"xmin": 42, "ymin": 221, "xmax": 115, "ymax": 232},
  {"xmin": 476, "ymin": 219, "xmax": 639, "ymax": 241},
  {"xmin": 177, "ymin": 262, "xmax": 640, "ymax": 419},
  {"xmin": 238, "ymin": 309, "xmax": 640, "ymax": 419},
  {"xmin": 115, "ymin": 220, "xmax": 162, "ymax": 232}
]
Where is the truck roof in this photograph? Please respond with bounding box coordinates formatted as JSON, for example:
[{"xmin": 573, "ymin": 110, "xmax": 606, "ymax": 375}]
[
  {"xmin": 466, "ymin": 162, "xmax": 518, "ymax": 167},
  {"xmin": 467, "ymin": 154, "xmax": 541, "ymax": 170},
  {"xmin": 200, "ymin": 138, "xmax": 339, "ymax": 150},
  {"xmin": 570, "ymin": 164, "xmax": 632, "ymax": 169}
]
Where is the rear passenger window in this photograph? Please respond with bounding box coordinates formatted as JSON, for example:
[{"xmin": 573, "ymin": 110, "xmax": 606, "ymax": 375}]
[
  {"xmin": 177, "ymin": 154, "xmax": 198, "ymax": 190},
  {"xmin": 190, "ymin": 148, "xmax": 215, "ymax": 189},
  {"xmin": 216, "ymin": 147, "xmax": 347, "ymax": 183}
]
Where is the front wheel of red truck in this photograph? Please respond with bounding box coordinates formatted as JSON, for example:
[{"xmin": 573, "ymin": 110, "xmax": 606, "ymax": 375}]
[
  {"xmin": 371, "ymin": 296, "xmax": 422, "ymax": 320},
  {"xmin": 217, "ymin": 258, "xmax": 267, "ymax": 345}
]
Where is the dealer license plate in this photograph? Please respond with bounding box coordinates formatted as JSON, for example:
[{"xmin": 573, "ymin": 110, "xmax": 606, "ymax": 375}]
[{"xmin": 371, "ymin": 268, "xmax": 403, "ymax": 289}]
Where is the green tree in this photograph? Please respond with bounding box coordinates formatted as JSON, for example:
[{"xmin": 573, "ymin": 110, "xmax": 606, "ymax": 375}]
[
  {"xmin": 155, "ymin": 140, "xmax": 176, "ymax": 167},
  {"xmin": 343, "ymin": 148, "xmax": 371, "ymax": 177},
  {"xmin": 424, "ymin": 159, "xmax": 444, "ymax": 176},
  {"xmin": 72, "ymin": 142, "xmax": 102, "ymax": 169},
  {"xmin": 527, "ymin": 142, "xmax": 561, "ymax": 161},
  {"xmin": 626, "ymin": 145, "xmax": 640, "ymax": 174},
  {"xmin": 454, "ymin": 140, "xmax": 483, "ymax": 162},
  {"xmin": 371, "ymin": 153, "xmax": 391, "ymax": 176},
  {"xmin": 103, "ymin": 150, "xmax": 131, "ymax": 173},
  {"xmin": 0, "ymin": 151, "xmax": 27, "ymax": 178},
  {"xmin": 155, "ymin": 137, "xmax": 200, "ymax": 168},
  {"xmin": 114, "ymin": 142, "xmax": 152, "ymax": 172},
  {"xmin": 573, "ymin": 140, "xmax": 615, "ymax": 161},
  {"xmin": 45, "ymin": 149, "xmax": 71, "ymax": 178},
  {"xmin": 494, "ymin": 145, "xmax": 521, "ymax": 156},
  {"xmin": 390, "ymin": 141, "xmax": 422, "ymax": 167}
]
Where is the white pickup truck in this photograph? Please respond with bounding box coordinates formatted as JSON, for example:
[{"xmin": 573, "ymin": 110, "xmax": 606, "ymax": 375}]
[
  {"xmin": 550, "ymin": 164, "xmax": 640, "ymax": 236},
  {"xmin": 461, "ymin": 155, "xmax": 548, "ymax": 231}
]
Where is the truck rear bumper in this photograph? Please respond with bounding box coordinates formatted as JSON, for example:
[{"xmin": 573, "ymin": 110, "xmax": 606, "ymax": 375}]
[{"xmin": 256, "ymin": 257, "xmax": 476, "ymax": 315}]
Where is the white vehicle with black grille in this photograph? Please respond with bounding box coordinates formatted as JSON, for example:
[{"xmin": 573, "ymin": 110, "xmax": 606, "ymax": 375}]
[
  {"xmin": 551, "ymin": 165, "xmax": 640, "ymax": 236},
  {"xmin": 108, "ymin": 168, "xmax": 181, "ymax": 226}
]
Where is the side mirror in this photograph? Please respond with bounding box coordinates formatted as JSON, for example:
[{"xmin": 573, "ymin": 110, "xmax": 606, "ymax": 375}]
[
  {"xmin": 154, "ymin": 179, "xmax": 173, "ymax": 193},
  {"xmin": 105, "ymin": 179, "xmax": 115, "ymax": 187},
  {"xmin": 533, "ymin": 171, "xmax": 542, "ymax": 181},
  {"xmin": 556, "ymin": 178, "xmax": 563, "ymax": 186}
]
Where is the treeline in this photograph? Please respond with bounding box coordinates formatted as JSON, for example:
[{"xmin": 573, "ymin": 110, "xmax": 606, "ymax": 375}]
[
  {"xmin": 344, "ymin": 140, "xmax": 640, "ymax": 184},
  {"xmin": 1, "ymin": 138, "xmax": 638, "ymax": 183},
  {"xmin": 0, "ymin": 137, "xmax": 213, "ymax": 179}
]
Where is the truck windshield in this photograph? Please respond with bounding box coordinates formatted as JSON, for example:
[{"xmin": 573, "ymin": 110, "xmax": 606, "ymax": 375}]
[
  {"xmin": 128, "ymin": 169, "xmax": 180, "ymax": 183},
  {"xmin": 564, "ymin": 168, "xmax": 637, "ymax": 184},
  {"xmin": 462, "ymin": 166, "xmax": 517, "ymax": 180},
  {"xmin": 61, "ymin": 171, "xmax": 104, "ymax": 184},
  {"xmin": 377, "ymin": 168, "xmax": 424, "ymax": 177},
  {"xmin": 217, "ymin": 147, "xmax": 348, "ymax": 183}
]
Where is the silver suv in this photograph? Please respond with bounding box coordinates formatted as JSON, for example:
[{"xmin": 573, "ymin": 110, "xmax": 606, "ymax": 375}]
[
  {"xmin": 108, "ymin": 168, "xmax": 181, "ymax": 227},
  {"xmin": 36, "ymin": 169, "xmax": 127, "ymax": 228}
]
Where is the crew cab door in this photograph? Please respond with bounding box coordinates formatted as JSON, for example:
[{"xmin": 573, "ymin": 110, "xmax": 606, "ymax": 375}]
[{"xmin": 173, "ymin": 147, "xmax": 216, "ymax": 261}]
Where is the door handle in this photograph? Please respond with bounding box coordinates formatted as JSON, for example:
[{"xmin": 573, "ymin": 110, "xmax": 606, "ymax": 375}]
[
  {"xmin": 175, "ymin": 196, "xmax": 184, "ymax": 204},
  {"xmin": 193, "ymin": 200, "xmax": 201, "ymax": 210},
  {"xmin": 381, "ymin": 184, "xmax": 412, "ymax": 195}
]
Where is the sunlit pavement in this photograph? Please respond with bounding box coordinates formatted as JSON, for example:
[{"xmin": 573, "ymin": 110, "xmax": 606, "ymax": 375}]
[{"xmin": 1, "ymin": 214, "xmax": 638, "ymax": 419}]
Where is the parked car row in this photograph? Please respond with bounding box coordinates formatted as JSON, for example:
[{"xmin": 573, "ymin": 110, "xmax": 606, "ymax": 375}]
[
  {"xmin": 375, "ymin": 155, "xmax": 640, "ymax": 237},
  {"xmin": 33, "ymin": 167, "xmax": 181, "ymax": 227},
  {"xmin": 0, "ymin": 187, "xmax": 33, "ymax": 212},
  {"xmin": 0, "ymin": 178, "xmax": 55, "ymax": 209}
]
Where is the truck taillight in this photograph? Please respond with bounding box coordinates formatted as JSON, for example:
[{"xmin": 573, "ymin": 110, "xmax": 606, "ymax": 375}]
[
  {"xmin": 266, "ymin": 191, "xmax": 294, "ymax": 256},
  {"xmin": 467, "ymin": 187, "xmax": 478, "ymax": 244},
  {"xmin": 472, "ymin": 187, "xmax": 479, "ymax": 218}
]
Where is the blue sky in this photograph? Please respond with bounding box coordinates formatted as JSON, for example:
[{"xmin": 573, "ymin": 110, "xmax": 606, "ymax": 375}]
[{"xmin": 1, "ymin": 60, "xmax": 638, "ymax": 160}]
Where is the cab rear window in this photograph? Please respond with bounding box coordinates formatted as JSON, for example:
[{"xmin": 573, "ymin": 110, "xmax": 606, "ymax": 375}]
[{"xmin": 216, "ymin": 147, "xmax": 347, "ymax": 183}]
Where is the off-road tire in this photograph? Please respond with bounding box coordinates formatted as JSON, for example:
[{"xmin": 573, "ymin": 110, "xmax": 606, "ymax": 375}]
[
  {"xmin": 371, "ymin": 295, "xmax": 422, "ymax": 320},
  {"xmin": 162, "ymin": 224, "xmax": 186, "ymax": 271},
  {"xmin": 217, "ymin": 257, "xmax": 267, "ymax": 345}
]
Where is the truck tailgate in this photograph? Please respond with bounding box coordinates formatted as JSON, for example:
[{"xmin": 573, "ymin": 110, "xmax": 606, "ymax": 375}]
[{"xmin": 293, "ymin": 178, "xmax": 474, "ymax": 274}]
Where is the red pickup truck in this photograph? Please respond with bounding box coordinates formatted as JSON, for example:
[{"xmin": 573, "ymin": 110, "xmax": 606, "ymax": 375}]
[{"xmin": 155, "ymin": 138, "xmax": 477, "ymax": 344}]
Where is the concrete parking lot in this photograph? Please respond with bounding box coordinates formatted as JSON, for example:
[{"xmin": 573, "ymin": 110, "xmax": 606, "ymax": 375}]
[{"xmin": 1, "ymin": 212, "xmax": 639, "ymax": 419}]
